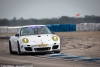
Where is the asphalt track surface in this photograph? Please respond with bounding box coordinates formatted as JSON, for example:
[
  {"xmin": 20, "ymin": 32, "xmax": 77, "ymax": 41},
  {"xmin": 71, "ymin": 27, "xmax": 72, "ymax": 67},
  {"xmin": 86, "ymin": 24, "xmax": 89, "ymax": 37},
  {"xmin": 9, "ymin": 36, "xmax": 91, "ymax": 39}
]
[{"xmin": 0, "ymin": 37, "xmax": 100, "ymax": 67}]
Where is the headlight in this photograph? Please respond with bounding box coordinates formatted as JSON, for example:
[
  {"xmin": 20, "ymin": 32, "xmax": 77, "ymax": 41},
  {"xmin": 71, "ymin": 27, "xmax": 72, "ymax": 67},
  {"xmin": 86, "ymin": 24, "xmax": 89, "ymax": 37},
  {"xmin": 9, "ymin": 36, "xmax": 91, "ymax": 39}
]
[
  {"xmin": 22, "ymin": 38, "xmax": 29, "ymax": 43},
  {"xmin": 52, "ymin": 36, "xmax": 58, "ymax": 41}
]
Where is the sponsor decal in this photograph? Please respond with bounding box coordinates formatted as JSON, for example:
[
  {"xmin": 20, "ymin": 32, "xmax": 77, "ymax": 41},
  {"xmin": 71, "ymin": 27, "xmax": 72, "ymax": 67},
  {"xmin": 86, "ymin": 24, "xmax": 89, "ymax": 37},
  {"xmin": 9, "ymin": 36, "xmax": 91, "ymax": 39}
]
[
  {"xmin": 37, "ymin": 42, "xmax": 48, "ymax": 47},
  {"xmin": 28, "ymin": 26, "xmax": 41, "ymax": 29},
  {"xmin": 21, "ymin": 45, "xmax": 23, "ymax": 48}
]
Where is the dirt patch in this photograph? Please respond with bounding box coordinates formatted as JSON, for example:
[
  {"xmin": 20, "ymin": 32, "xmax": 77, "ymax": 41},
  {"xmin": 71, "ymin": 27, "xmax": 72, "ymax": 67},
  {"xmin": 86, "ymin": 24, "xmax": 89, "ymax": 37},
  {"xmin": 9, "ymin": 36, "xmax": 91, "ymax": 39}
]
[
  {"xmin": 55, "ymin": 31, "xmax": 100, "ymax": 58},
  {"xmin": 0, "ymin": 31, "xmax": 100, "ymax": 58},
  {"xmin": 0, "ymin": 33, "xmax": 14, "ymax": 37}
]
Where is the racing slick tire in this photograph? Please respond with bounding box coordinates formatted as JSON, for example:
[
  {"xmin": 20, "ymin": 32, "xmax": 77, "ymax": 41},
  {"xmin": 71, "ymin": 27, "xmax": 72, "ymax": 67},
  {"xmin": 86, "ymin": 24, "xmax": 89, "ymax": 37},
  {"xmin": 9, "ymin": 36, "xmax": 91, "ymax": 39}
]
[
  {"xmin": 9, "ymin": 41, "xmax": 15, "ymax": 54},
  {"xmin": 17, "ymin": 41, "xmax": 22, "ymax": 55}
]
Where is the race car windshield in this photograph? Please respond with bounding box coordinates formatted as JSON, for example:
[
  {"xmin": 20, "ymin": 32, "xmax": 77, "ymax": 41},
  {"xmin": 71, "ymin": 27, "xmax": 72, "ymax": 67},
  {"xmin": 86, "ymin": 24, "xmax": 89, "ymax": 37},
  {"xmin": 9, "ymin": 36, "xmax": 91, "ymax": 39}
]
[{"xmin": 20, "ymin": 26, "xmax": 52, "ymax": 36}]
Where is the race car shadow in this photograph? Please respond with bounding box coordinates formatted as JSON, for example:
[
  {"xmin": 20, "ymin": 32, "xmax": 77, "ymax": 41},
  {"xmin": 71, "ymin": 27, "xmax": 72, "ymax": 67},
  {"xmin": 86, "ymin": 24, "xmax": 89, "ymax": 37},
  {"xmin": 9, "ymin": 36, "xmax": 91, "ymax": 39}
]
[
  {"xmin": 25, "ymin": 52, "xmax": 53, "ymax": 56},
  {"xmin": 12, "ymin": 52, "xmax": 53, "ymax": 56}
]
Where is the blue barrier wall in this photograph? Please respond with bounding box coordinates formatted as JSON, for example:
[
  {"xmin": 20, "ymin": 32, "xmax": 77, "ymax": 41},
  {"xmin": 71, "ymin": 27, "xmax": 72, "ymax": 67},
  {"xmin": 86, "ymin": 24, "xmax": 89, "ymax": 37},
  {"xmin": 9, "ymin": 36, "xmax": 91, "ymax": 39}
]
[
  {"xmin": 46, "ymin": 24, "xmax": 53, "ymax": 31},
  {"xmin": 46, "ymin": 24, "xmax": 76, "ymax": 32}
]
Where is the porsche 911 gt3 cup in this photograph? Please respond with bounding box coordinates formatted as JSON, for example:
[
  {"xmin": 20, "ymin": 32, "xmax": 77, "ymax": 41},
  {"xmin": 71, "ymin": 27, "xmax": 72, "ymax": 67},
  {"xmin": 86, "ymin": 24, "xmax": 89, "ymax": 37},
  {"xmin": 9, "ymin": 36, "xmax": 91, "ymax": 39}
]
[{"xmin": 9, "ymin": 25, "xmax": 60, "ymax": 55}]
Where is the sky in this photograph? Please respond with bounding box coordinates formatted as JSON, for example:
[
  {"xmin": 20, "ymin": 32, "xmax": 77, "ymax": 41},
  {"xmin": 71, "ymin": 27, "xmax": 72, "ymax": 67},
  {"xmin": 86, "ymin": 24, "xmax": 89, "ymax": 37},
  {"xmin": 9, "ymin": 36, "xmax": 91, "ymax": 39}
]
[{"xmin": 0, "ymin": 0, "xmax": 100, "ymax": 19}]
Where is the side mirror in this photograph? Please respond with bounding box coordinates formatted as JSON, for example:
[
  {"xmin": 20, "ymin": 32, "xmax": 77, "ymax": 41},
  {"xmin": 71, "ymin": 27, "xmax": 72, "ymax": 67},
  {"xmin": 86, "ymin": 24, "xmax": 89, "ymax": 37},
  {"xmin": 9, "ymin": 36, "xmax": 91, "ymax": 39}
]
[{"xmin": 15, "ymin": 34, "xmax": 19, "ymax": 37}]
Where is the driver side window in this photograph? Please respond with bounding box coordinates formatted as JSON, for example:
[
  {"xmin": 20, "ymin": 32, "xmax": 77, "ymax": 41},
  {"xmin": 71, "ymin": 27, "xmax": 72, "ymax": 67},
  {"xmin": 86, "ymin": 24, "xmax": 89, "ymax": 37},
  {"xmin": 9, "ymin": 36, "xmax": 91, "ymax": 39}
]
[{"xmin": 20, "ymin": 27, "xmax": 28, "ymax": 36}]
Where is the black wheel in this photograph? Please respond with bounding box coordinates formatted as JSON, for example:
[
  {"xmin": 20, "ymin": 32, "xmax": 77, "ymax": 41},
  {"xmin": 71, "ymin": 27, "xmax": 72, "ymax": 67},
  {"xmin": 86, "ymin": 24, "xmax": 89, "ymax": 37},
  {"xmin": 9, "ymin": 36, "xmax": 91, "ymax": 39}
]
[
  {"xmin": 9, "ymin": 41, "xmax": 15, "ymax": 54},
  {"xmin": 54, "ymin": 51, "xmax": 60, "ymax": 53},
  {"xmin": 17, "ymin": 41, "xmax": 22, "ymax": 55}
]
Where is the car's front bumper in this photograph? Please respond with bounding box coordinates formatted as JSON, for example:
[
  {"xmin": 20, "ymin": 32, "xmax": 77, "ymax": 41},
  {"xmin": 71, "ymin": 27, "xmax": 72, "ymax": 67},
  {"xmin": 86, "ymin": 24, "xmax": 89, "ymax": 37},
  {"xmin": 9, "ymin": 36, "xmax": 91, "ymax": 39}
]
[{"xmin": 19, "ymin": 42, "xmax": 60, "ymax": 53}]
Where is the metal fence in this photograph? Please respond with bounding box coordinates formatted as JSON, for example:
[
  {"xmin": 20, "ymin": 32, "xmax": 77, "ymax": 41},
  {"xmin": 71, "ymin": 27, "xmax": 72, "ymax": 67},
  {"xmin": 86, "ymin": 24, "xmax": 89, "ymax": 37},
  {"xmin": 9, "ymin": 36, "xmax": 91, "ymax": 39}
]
[
  {"xmin": 0, "ymin": 23, "xmax": 100, "ymax": 34},
  {"xmin": 76, "ymin": 23, "xmax": 100, "ymax": 31},
  {"xmin": 0, "ymin": 26, "xmax": 20, "ymax": 34}
]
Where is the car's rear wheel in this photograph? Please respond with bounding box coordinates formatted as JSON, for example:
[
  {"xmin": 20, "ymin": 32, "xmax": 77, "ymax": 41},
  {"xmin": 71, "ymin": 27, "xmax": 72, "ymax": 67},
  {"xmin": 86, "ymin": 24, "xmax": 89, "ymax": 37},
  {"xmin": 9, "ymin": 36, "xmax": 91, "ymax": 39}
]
[
  {"xmin": 9, "ymin": 41, "xmax": 15, "ymax": 54},
  {"xmin": 17, "ymin": 41, "xmax": 22, "ymax": 55},
  {"xmin": 54, "ymin": 51, "xmax": 60, "ymax": 53}
]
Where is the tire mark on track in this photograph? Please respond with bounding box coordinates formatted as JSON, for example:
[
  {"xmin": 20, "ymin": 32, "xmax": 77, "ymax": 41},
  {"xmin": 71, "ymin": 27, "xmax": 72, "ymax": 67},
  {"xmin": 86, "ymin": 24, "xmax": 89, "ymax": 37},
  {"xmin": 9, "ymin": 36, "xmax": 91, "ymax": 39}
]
[{"xmin": 1, "ymin": 55, "xmax": 100, "ymax": 67}]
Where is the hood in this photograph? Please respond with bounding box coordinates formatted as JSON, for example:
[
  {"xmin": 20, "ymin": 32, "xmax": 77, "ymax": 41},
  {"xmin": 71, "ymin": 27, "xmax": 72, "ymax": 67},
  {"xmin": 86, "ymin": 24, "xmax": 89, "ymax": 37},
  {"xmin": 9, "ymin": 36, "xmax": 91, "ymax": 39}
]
[{"xmin": 21, "ymin": 34, "xmax": 54, "ymax": 42}]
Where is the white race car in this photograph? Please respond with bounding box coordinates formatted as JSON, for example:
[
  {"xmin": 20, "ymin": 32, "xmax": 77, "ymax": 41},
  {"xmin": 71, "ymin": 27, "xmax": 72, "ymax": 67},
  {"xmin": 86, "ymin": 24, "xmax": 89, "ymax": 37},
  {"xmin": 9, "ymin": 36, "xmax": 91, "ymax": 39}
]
[{"xmin": 9, "ymin": 25, "xmax": 60, "ymax": 55}]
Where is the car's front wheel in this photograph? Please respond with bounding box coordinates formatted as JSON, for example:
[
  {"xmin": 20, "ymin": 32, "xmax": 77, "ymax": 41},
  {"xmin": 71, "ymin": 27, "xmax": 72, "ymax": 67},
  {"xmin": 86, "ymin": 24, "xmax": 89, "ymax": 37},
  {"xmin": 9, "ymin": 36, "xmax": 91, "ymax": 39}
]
[
  {"xmin": 9, "ymin": 41, "xmax": 15, "ymax": 54},
  {"xmin": 17, "ymin": 41, "xmax": 22, "ymax": 55}
]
